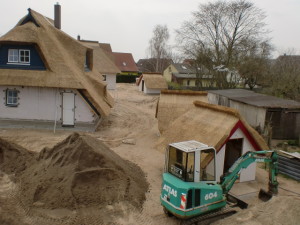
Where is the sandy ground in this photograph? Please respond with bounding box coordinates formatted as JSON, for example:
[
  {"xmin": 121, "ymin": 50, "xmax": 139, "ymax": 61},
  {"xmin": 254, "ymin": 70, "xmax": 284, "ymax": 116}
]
[{"xmin": 0, "ymin": 83, "xmax": 300, "ymax": 225}]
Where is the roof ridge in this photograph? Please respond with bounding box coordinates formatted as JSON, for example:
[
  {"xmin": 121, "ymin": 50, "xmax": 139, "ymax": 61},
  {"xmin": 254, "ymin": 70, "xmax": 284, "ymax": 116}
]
[
  {"xmin": 161, "ymin": 90, "xmax": 207, "ymax": 96},
  {"xmin": 193, "ymin": 101, "xmax": 241, "ymax": 118}
]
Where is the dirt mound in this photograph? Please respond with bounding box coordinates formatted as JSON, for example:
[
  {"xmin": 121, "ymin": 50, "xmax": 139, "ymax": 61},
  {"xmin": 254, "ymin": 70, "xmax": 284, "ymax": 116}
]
[
  {"xmin": 15, "ymin": 133, "xmax": 148, "ymax": 210},
  {"xmin": 0, "ymin": 132, "xmax": 148, "ymax": 219},
  {"xmin": 0, "ymin": 137, "xmax": 34, "ymax": 175},
  {"xmin": 213, "ymin": 196, "xmax": 300, "ymax": 225}
]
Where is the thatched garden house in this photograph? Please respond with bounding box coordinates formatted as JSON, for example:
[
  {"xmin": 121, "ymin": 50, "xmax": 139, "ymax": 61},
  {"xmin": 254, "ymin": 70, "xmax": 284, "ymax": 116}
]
[
  {"xmin": 0, "ymin": 7, "xmax": 114, "ymax": 130},
  {"xmin": 156, "ymin": 90, "xmax": 208, "ymax": 133},
  {"xmin": 157, "ymin": 101, "xmax": 268, "ymax": 182},
  {"xmin": 137, "ymin": 73, "xmax": 168, "ymax": 94}
]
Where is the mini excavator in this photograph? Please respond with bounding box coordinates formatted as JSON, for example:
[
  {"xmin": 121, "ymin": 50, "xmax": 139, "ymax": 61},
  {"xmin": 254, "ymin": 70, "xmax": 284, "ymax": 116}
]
[{"xmin": 160, "ymin": 140, "xmax": 278, "ymax": 223}]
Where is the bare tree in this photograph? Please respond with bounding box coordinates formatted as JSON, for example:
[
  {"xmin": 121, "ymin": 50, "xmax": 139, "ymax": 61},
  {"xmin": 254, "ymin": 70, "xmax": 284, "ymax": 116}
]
[
  {"xmin": 176, "ymin": 0, "xmax": 271, "ymax": 88},
  {"xmin": 238, "ymin": 40, "xmax": 273, "ymax": 89},
  {"xmin": 148, "ymin": 25, "xmax": 170, "ymax": 73},
  {"xmin": 264, "ymin": 52, "xmax": 300, "ymax": 100}
]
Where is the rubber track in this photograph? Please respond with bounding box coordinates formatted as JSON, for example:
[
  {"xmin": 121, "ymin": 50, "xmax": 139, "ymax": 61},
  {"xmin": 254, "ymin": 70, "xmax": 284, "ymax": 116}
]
[{"xmin": 180, "ymin": 206, "xmax": 237, "ymax": 225}]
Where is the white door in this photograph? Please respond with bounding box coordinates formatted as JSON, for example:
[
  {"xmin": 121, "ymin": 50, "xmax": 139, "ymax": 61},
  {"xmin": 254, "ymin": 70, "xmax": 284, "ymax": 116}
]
[{"xmin": 62, "ymin": 92, "xmax": 75, "ymax": 126}]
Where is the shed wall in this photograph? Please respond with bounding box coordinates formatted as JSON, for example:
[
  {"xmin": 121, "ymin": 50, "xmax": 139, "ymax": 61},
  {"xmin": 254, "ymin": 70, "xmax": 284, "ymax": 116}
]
[
  {"xmin": 208, "ymin": 92, "xmax": 266, "ymax": 131},
  {"xmin": 230, "ymin": 101, "xmax": 266, "ymax": 131}
]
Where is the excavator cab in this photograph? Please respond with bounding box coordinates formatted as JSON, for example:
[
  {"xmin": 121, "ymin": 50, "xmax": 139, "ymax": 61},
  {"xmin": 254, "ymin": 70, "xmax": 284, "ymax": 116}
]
[
  {"xmin": 166, "ymin": 141, "xmax": 216, "ymax": 183},
  {"xmin": 161, "ymin": 141, "xmax": 227, "ymax": 219},
  {"xmin": 161, "ymin": 141, "xmax": 279, "ymax": 221}
]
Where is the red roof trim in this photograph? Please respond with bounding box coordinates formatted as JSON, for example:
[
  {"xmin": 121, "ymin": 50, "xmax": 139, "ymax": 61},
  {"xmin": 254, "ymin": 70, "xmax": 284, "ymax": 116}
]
[{"xmin": 217, "ymin": 120, "xmax": 261, "ymax": 152}]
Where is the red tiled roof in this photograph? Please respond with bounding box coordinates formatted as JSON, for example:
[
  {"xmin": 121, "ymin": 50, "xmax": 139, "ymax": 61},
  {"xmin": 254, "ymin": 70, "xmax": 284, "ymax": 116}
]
[{"xmin": 112, "ymin": 52, "xmax": 138, "ymax": 73}]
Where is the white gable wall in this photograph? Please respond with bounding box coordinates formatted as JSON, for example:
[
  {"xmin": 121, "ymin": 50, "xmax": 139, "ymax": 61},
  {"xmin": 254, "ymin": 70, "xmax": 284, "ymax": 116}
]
[
  {"xmin": 105, "ymin": 74, "xmax": 116, "ymax": 90},
  {"xmin": 144, "ymin": 85, "xmax": 161, "ymax": 94},
  {"xmin": 214, "ymin": 128, "xmax": 256, "ymax": 182},
  {"xmin": 0, "ymin": 86, "xmax": 95, "ymax": 124}
]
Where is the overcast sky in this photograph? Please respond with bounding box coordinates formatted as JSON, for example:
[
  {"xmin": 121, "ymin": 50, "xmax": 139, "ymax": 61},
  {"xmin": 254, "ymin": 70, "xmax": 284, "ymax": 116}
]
[{"xmin": 1, "ymin": 0, "xmax": 300, "ymax": 61}]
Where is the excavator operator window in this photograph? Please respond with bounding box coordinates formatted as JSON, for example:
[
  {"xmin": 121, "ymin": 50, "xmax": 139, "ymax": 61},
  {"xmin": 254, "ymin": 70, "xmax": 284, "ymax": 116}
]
[
  {"xmin": 200, "ymin": 148, "xmax": 216, "ymax": 181},
  {"xmin": 168, "ymin": 146, "xmax": 195, "ymax": 182}
]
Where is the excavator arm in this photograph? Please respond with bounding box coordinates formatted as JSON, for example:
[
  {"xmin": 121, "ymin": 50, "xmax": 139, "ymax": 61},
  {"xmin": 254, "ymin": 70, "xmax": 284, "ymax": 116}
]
[{"xmin": 220, "ymin": 150, "xmax": 279, "ymax": 196}]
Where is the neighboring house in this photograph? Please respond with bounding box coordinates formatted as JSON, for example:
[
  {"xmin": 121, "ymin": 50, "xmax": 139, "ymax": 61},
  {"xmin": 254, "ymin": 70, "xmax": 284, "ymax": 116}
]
[
  {"xmin": 78, "ymin": 39, "xmax": 121, "ymax": 90},
  {"xmin": 156, "ymin": 90, "xmax": 208, "ymax": 134},
  {"xmin": 157, "ymin": 101, "xmax": 268, "ymax": 182},
  {"xmin": 136, "ymin": 58, "xmax": 173, "ymax": 74},
  {"xmin": 112, "ymin": 52, "xmax": 139, "ymax": 76},
  {"xmin": 99, "ymin": 43, "xmax": 113, "ymax": 53},
  {"xmin": 137, "ymin": 73, "xmax": 168, "ymax": 94},
  {"xmin": 163, "ymin": 63, "xmax": 213, "ymax": 88},
  {"xmin": 0, "ymin": 6, "xmax": 114, "ymax": 131},
  {"xmin": 208, "ymin": 89, "xmax": 300, "ymax": 139}
]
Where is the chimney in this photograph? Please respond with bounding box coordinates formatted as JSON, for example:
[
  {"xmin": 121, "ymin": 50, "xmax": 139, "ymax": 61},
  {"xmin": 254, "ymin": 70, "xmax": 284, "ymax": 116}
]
[
  {"xmin": 54, "ymin": 3, "xmax": 61, "ymax": 29},
  {"xmin": 77, "ymin": 35, "xmax": 81, "ymax": 41}
]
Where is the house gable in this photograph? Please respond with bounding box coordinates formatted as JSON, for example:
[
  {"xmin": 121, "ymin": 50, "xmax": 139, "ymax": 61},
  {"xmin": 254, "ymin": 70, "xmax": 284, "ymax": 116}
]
[
  {"xmin": 19, "ymin": 9, "xmax": 40, "ymax": 27},
  {"xmin": 217, "ymin": 120, "xmax": 262, "ymax": 153}
]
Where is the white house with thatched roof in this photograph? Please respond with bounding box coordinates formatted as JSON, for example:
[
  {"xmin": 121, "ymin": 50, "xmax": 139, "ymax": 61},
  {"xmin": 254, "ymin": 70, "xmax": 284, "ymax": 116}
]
[
  {"xmin": 137, "ymin": 73, "xmax": 168, "ymax": 94},
  {"xmin": 0, "ymin": 6, "xmax": 114, "ymax": 130},
  {"xmin": 157, "ymin": 101, "xmax": 268, "ymax": 182},
  {"xmin": 79, "ymin": 40, "xmax": 121, "ymax": 90}
]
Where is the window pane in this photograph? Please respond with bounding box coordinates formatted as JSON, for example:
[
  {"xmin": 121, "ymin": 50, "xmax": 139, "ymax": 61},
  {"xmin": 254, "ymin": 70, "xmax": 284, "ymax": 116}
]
[
  {"xmin": 19, "ymin": 50, "xmax": 30, "ymax": 63},
  {"xmin": 168, "ymin": 146, "xmax": 186, "ymax": 181},
  {"xmin": 186, "ymin": 152, "xmax": 195, "ymax": 182},
  {"xmin": 8, "ymin": 49, "xmax": 18, "ymax": 62},
  {"xmin": 200, "ymin": 149, "xmax": 216, "ymax": 181},
  {"xmin": 6, "ymin": 90, "xmax": 18, "ymax": 106}
]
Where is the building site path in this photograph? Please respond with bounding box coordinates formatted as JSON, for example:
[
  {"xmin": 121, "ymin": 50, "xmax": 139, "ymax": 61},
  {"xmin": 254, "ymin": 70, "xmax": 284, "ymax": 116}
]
[{"xmin": 0, "ymin": 83, "xmax": 299, "ymax": 225}]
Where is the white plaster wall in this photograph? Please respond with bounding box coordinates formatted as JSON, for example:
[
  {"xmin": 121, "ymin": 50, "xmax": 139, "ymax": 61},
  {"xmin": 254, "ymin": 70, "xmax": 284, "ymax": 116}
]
[
  {"xmin": 215, "ymin": 128, "xmax": 256, "ymax": 182},
  {"xmin": 230, "ymin": 101, "xmax": 266, "ymax": 131},
  {"xmin": 138, "ymin": 80, "xmax": 143, "ymax": 92},
  {"xmin": 0, "ymin": 86, "xmax": 95, "ymax": 124},
  {"xmin": 144, "ymin": 85, "xmax": 161, "ymax": 94},
  {"xmin": 105, "ymin": 74, "xmax": 116, "ymax": 90}
]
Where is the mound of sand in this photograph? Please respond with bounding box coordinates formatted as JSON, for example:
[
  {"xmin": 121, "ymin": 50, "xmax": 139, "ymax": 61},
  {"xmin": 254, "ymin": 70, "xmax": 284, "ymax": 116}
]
[
  {"xmin": 213, "ymin": 196, "xmax": 300, "ymax": 225},
  {"xmin": 1, "ymin": 133, "xmax": 148, "ymax": 211},
  {"xmin": 0, "ymin": 137, "xmax": 34, "ymax": 175}
]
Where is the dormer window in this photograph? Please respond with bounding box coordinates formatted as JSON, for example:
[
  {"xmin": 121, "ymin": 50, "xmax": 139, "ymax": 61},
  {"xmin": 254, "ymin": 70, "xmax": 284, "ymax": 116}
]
[
  {"xmin": 8, "ymin": 49, "xmax": 30, "ymax": 64},
  {"xmin": 181, "ymin": 65, "xmax": 187, "ymax": 70},
  {"xmin": 122, "ymin": 62, "xmax": 127, "ymax": 66},
  {"xmin": 84, "ymin": 50, "xmax": 93, "ymax": 71}
]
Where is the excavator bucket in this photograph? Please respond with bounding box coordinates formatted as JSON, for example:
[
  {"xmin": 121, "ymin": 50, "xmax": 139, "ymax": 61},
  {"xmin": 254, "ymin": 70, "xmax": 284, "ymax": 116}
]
[{"xmin": 258, "ymin": 189, "xmax": 273, "ymax": 201}]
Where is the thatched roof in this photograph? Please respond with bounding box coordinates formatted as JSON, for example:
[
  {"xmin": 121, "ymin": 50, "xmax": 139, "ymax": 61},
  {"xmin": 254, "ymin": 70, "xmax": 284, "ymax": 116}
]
[
  {"xmin": 80, "ymin": 41, "xmax": 121, "ymax": 75},
  {"xmin": 138, "ymin": 74, "xmax": 168, "ymax": 90},
  {"xmin": 0, "ymin": 9, "xmax": 113, "ymax": 116},
  {"xmin": 156, "ymin": 90, "xmax": 208, "ymax": 134},
  {"xmin": 157, "ymin": 101, "xmax": 268, "ymax": 152},
  {"xmin": 99, "ymin": 43, "xmax": 113, "ymax": 53}
]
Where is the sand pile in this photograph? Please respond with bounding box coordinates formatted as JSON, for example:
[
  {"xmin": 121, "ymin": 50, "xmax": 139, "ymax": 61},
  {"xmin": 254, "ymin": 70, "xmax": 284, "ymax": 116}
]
[
  {"xmin": 1, "ymin": 133, "xmax": 148, "ymax": 211},
  {"xmin": 0, "ymin": 137, "xmax": 34, "ymax": 175},
  {"xmin": 213, "ymin": 196, "xmax": 300, "ymax": 225}
]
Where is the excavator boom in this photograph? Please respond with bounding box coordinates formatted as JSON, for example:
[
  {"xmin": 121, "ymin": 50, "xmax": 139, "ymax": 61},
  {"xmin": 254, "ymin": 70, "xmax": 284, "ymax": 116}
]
[{"xmin": 220, "ymin": 150, "xmax": 278, "ymax": 198}]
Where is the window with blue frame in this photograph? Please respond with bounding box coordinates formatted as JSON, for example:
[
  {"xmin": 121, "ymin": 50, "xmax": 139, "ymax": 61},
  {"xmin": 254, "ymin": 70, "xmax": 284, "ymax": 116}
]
[
  {"xmin": 8, "ymin": 49, "xmax": 30, "ymax": 64},
  {"xmin": 5, "ymin": 89, "xmax": 19, "ymax": 107}
]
